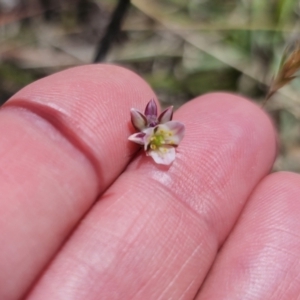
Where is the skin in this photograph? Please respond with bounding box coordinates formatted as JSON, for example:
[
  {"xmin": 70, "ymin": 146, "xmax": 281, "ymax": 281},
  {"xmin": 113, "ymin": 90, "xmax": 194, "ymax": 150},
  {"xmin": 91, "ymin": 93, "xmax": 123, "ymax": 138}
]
[{"xmin": 0, "ymin": 64, "xmax": 299, "ymax": 300}]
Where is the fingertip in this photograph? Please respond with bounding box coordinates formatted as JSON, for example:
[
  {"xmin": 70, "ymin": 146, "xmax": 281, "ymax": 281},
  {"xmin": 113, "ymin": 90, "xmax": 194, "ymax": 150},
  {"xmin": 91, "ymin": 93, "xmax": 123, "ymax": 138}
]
[
  {"xmin": 250, "ymin": 171, "xmax": 300, "ymax": 212},
  {"xmin": 0, "ymin": 64, "xmax": 161, "ymax": 300},
  {"xmin": 179, "ymin": 91, "xmax": 277, "ymax": 170},
  {"xmin": 197, "ymin": 170, "xmax": 300, "ymax": 300},
  {"xmin": 5, "ymin": 64, "xmax": 157, "ymax": 185}
]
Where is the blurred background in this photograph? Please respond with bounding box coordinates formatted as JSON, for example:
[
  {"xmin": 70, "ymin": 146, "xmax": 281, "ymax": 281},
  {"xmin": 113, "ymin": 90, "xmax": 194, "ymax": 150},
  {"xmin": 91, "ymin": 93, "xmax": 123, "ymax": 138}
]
[{"xmin": 1, "ymin": 0, "xmax": 300, "ymax": 171}]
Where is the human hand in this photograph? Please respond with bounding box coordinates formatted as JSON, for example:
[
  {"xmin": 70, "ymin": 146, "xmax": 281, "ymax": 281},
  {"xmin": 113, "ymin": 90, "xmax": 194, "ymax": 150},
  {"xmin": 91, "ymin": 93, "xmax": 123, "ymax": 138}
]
[{"xmin": 0, "ymin": 65, "xmax": 299, "ymax": 300}]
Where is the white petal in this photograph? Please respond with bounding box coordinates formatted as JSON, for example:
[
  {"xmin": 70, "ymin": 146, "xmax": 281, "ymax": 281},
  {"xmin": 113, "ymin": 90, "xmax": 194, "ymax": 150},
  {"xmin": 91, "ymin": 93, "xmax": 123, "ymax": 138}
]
[
  {"xmin": 143, "ymin": 127, "xmax": 155, "ymax": 150},
  {"xmin": 147, "ymin": 146, "xmax": 176, "ymax": 165},
  {"xmin": 158, "ymin": 106, "xmax": 173, "ymax": 123},
  {"xmin": 130, "ymin": 108, "xmax": 147, "ymax": 131},
  {"xmin": 157, "ymin": 121, "xmax": 185, "ymax": 145},
  {"xmin": 128, "ymin": 132, "xmax": 146, "ymax": 145}
]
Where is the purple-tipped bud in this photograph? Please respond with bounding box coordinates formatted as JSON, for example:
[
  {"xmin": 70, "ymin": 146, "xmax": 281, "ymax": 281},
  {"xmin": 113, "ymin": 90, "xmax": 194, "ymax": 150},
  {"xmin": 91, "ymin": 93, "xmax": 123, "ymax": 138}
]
[
  {"xmin": 158, "ymin": 106, "xmax": 173, "ymax": 124},
  {"xmin": 147, "ymin": 115, "xmax": 159, "ymax": 127},
  {"xmin": 130, "ymin": 108, "xmax": 147, "ymax": 131},
  {"xmin": 144, "ymin": 99, "xmax": 157, "ymax": 117},
  {"xmin": 128, "ymin": 132, "xmax": 146, "ymax": 145}
]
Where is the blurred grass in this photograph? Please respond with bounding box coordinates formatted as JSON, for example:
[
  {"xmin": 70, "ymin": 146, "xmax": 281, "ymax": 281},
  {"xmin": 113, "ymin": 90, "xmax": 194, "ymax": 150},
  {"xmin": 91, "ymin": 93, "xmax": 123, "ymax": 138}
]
[{"xmin": 1, "ymin": 0, "xmax": 300, "ymax": 171}]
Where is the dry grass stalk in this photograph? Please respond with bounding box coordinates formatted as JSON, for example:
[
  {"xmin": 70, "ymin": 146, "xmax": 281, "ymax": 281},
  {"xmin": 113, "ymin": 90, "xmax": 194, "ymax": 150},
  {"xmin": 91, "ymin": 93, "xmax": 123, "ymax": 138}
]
[{"xmin": 265, "ymin": 42, "xmax": 300, "ymax": 104}]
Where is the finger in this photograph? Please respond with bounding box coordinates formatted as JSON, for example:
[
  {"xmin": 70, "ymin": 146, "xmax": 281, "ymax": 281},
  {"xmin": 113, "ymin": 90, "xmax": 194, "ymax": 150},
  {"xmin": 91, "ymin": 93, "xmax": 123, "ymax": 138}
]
[
  {"xmin": 0, "ymin": 65, "xmax": 155, "ymax": 300},
  {"xmin": 197, "ymin": 172, "xmax": 300, "ymax": 300},
  {"xmin": 27, "ymin": 93, "xmax": 277, "ymax": 300}
]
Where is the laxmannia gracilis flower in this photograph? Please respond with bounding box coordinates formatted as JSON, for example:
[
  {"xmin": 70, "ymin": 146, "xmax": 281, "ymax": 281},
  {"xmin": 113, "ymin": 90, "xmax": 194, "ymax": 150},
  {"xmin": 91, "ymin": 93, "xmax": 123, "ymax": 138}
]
[{"xmin": 128, "ymin": 99, "xmax": 185, "ymax": 165}]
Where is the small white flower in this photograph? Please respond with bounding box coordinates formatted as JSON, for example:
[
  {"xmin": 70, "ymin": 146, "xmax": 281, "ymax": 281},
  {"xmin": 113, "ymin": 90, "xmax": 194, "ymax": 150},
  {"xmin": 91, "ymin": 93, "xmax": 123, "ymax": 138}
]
[{"xmin": 128, "ymin": 99, "xmax": 185, "ymax": 165}]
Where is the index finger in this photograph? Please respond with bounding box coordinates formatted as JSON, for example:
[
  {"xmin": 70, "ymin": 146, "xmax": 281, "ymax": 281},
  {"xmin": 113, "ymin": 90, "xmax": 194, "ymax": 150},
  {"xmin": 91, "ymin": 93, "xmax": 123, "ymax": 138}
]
[{"xmin": 0, "ymin": 65, "xmax": 155, "ymax": 300}]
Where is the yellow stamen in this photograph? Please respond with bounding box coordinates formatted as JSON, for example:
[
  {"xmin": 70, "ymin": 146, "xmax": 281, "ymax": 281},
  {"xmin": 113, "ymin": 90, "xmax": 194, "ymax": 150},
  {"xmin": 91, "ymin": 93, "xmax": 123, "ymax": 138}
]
[{"xmin": 149, "ymin": 128, "xmax": 173, "ymax": 151}]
